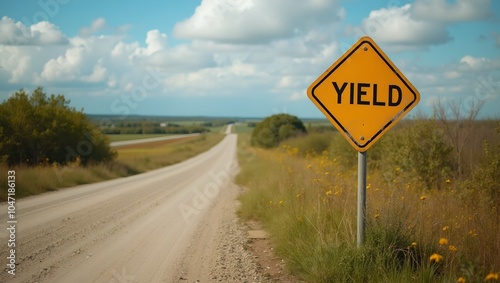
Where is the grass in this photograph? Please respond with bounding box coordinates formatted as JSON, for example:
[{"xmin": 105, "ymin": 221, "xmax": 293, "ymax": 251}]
[
  {"xmin": 115, "ymin": 134, "xmax": 223, "ymax": 172},
  {"xmin": 233, "ymin": 123, "xmax": 256, "ymax": 134},
  {"xmin": 0, "ymin": 133, "xmax": 224, "ymax": 201},
  {"xmin": 236, "ymin": 128, "xmax": 500, "ymax": 282}
]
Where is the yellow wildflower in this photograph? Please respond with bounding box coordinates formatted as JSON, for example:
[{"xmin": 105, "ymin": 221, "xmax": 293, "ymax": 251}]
[
  {"xmin": 411, "ymin": 242, "xmax": 417, "ymax": 248},
  {"xmin": 374, "ymin": 214, "xmax": 380, "ymax": 219},
  {"xmin": 484, "ymin": 273, "xmax": 499, "ymax": 281},
  {"xmin": 457, "ymin": 277, "xmax": 466, "ymax": 283},
  {"xmin": 449, "ymin": 245, "xmax": 457, "ymax": 252},
  {"xmin": 429, "ymin": 253, "xmax": 444, "ymax": 263},
  {"xmin": 439, "ymin": 238, "xmax": 449, "ymax": 245},
  {"xmin": 325, "ymin": 190, "xmax": 332, "ymax": 196},
  {"xmin": 420, "ymin": 195, "xmax": 427, "ymax": 201},
  {"xmin": 279, "ymin": 200, "xmax": 284, "ymax": 205},
  {"xmin": 443, "ymin": 226, "xmax": 449, "ymax": 231},
  {"xmin": 468, "ymin": 230, "xmax": 478, "ymax": 237},
  {"xmin": 366, "ymin": 184, "xmax": 372, "ymax": 189}
]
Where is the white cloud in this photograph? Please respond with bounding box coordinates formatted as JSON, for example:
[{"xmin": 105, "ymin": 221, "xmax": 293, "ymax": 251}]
[
  {"xmin": 410, "ymin": 0, "xmax": 492, "ymax": 23},
  {"xmin": 0, "ymin": 46, "xmax": 31, "ymax": 83},
  {"xmin": 80, "ymin": 18, "xmax": 107, "ymax": 37},
  {"xmin": 357, "ymin": 0, "xmax": 493, "ymax": 51},
  {"xmin": 406, "ymin": 56, "xmax": 500, "ymax": 112},
  {"xmin": 146, "ymin": 45, "xmax": 215, "ymax": 71},
  {"xmin": 111, "ymin": 41, "xmax": 140, "ymax": 59},
  {"xmin": 162, "ymin": 60, "xmax": 262, "ymax": 96},
  {"xmin": 144, "ymin": 30, "xmax": 168, "ymax": 55},
  {"xmin": 459, "ymin": 55, "xmax": 500, "ymax": 72},
  {"xmin": 126, "ymin": 30, "xmax": 168, "ymax": 58},
  {"xmin": 460, "ymin": 56, "xmax": 487, "ymax": 70},
  {"xmin": 0, "ymin": 16, "xmax": 68, "ymax": 45},
  {"xmin": 359, "ymin": 4, "xmax": 451, "ymax": 49},
  {"xmin": 83, "ymin": 60, "xmax": 108, "ymax": 83},
  {"xmin": 39, "ymin": 35, "xmax": 121, "ymax": 84},
  {"xmin": 173, "ymin": 0, "xmax": 343, "ymax": 44},
  {"xmin": 40, "ymin": 45, "xmax": 86, "ymax": 81}
]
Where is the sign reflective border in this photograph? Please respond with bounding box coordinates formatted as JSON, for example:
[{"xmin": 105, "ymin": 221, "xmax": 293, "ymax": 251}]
[{"xmin": 307, "ymin": 36, "xmax": 420, "ymax": 152}]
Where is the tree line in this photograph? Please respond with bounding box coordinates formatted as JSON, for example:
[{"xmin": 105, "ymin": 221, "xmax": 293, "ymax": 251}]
[{"xmin": 101, "ymin": 123, "xmax": 209, "ymax": 135}]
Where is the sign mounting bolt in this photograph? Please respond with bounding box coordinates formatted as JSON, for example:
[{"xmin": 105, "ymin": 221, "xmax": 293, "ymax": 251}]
[{"xmin": 360, "ymin": 136, "xmax": 365, "ymax": 141}]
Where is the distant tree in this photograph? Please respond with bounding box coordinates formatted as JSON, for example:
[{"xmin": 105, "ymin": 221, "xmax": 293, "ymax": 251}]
[
  {"xmin": 0, "ymin": 87, "xmax": 116, "ymax": 166},
  {"xmin": 251, "ymin": 114, "xmax": 307, "ymax": 148}
]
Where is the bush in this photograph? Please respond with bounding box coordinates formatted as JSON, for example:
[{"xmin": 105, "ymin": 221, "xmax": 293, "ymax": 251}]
[
  {"xmin": 382, "ymin": 119, "xmax": 453, "ymax": 190},
  {"xmin": 282, "ymin": 132, "xmax": 334, "ymax": 156},
  {"xmin": 465, "ymin": 124, "xmax": 500, "ymax": 204},
  {"xmin": 0, "ymin": 87, "xmax": 115, "ymax": 166},
  {"xmin": 250, "ymin": 114, "xmax": 306, "ymax": 148}
]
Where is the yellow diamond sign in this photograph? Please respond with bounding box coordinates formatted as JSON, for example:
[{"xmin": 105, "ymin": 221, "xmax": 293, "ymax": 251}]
[{"xmin": 307, "ymin": 36, "xmax": 420, "ymax": 152}]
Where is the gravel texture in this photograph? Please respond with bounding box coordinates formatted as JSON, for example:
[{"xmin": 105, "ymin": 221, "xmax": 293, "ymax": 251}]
[{"xmin": 172, "ymin": 183, "xmax": 273, "ymax": 283}]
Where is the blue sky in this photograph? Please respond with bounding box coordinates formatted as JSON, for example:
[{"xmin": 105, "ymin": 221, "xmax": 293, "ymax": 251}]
[{"xmin": 0, "ymin": 0, "xmax": 499, "ymax": 118}]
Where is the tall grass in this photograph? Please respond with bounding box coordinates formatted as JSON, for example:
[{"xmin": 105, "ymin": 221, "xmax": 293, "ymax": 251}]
[{"xmin": 236, "ymin": 121, "xmax": 500, "ymax": 282}]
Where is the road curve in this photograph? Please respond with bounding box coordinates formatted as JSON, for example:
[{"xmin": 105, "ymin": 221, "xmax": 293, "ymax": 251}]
[{"xmin": 0, "ymin": 127, "xmax": 247, "ymax": 282}]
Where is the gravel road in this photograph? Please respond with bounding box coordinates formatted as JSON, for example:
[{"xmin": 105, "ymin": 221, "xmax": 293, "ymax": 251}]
[{"xmin": 0, "ymin": 129, "xmax": 271, "ymax": 282}]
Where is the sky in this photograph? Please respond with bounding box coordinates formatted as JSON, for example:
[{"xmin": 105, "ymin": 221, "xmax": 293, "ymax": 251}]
[{"xmin": 0, "ymin": 0, "xmax": 499, "ymax": 119}]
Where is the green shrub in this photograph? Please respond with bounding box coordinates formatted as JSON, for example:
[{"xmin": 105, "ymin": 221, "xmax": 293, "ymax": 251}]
[
  {"xmin": 466, "ymin": 125, "xmax": 500, "ymax": 204},
  {"xmin": 282, "ymin": 131, "xmax": 334, "ymax": 156},
  {"xmin": 328, "ymin": 133, "xmax": 358, "ymax": 170},
  {"xmin": 0, "ymin": 87, "xmax": 115, "ymax": 166},
  {"xmin": 375, "ymin": 119, "xmax": 453, "ymax": 189},
  {"xmin": 250, "ymin": 114, "xmax": 306, "ymax": 148}
]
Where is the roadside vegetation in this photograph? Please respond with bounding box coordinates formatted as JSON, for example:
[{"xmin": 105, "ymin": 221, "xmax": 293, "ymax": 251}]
[
  {"xmin": 0, "ymin": 132, "xmax": 224, "ymax": 201},
  {"xmin": 0, "ymin": 87, "xmax": 226, "ymax": 201},
  {"xmin": 250, "ymin": 113, "xmax": 307, "ymax": 148},
  {"xmin": 0, "ymin": 87, "xmax": 115, "ymax": 166},
  {"xmin": 236, "ymin": 104, "xmax": 499, "ymax": 282},
  {"xmin": 0, "ymin": 133, "xmax": 224, "ymax": 201}
]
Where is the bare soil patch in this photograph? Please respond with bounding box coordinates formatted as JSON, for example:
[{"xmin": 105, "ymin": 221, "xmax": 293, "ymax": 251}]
[{"xmin": 245, "ymin": 221, "xmax": 302, "ymax": 283}]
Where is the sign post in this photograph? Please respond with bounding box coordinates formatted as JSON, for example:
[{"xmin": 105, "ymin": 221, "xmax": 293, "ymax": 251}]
[
  {"xmin": 307, "ymin": 36, "xmax": 420, "ymax": 246},
  {"xmin": 357, "ymin": 151, "xmax": 366, "ymax": 247}
]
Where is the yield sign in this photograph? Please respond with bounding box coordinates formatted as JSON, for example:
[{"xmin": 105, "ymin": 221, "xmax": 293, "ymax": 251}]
[{"xmin": 307, "ymin": 36, "xmax": 420, "ymax": 152}]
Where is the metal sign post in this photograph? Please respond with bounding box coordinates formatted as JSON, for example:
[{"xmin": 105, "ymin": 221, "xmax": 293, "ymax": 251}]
[{"xmin": 357, "ymin": 151, "xmax": 367, "ymax": 247}]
